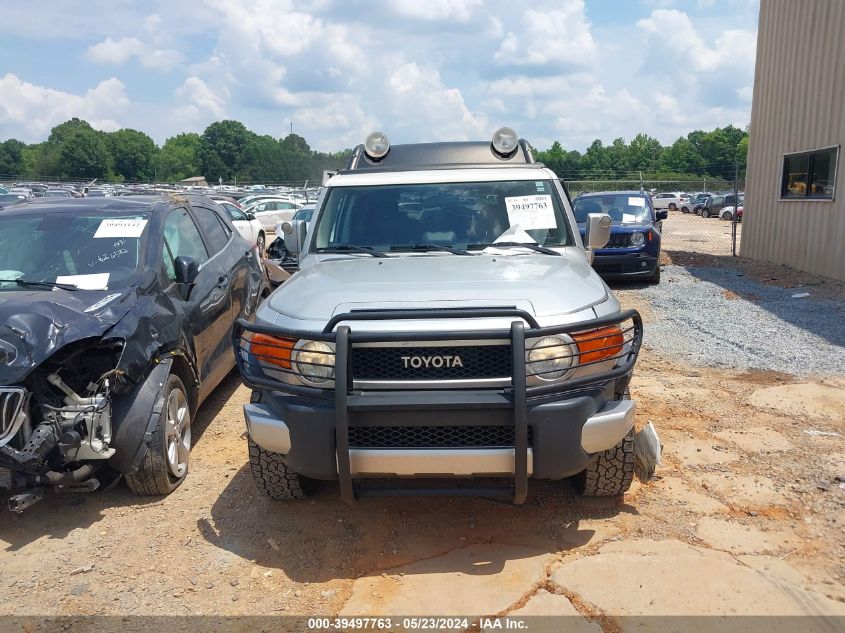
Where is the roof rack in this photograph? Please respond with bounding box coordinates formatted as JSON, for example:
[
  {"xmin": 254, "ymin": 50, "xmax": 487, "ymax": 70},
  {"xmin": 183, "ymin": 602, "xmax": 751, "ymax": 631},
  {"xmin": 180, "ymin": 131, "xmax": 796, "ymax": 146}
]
[{"xmin": 343, "ymin": 139, "xmax": 537, "ymax": 173}]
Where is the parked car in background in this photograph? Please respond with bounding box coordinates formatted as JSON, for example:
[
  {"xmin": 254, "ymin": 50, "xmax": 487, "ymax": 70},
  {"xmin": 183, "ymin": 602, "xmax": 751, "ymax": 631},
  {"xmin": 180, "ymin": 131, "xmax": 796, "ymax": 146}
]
[
  {"xmin": 0, "ymin": 195, "xmax": 266, "ymax": 511},
  {"xmin": 682, "ymin": 193, "xmax": 711, "ymax": 214},
  {"xmin": 215, "ymin": 199, "xmax": 267, "ymax": 253},
  {"xmin": 574, "ymin": 191, "xmax": 666, "ymax": 283},
  {"xmin": 0, "ymin": 194, "xmax": 27, "ymax": 209},
  {"xmin": 246, "ymin": 198, "xmax": 303, "ymax": 230},
  {"xmin": 701, "ymin": 193, "xmax": 743, "ymax": 218},
  {"xmin": 42, "ymin": 189, "xmax": 73, "ymax": 198},
  {"xmin": 651, "ymin": 192, "xmax": 683, "ymax": 211},
  {"xmin": 719, "ymin": 205, "xmax": 744, "ymax": 221}
]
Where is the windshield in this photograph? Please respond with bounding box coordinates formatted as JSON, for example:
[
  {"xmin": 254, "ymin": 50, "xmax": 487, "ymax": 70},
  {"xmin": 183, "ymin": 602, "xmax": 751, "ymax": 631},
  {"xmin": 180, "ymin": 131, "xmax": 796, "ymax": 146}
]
[
  {"xmin": 573, "ymin": 194, "xmax": 652, "ymax": 224},
  {"xmin": 0, "ymin": 211, "xmax": 149, "ymax": 290},
  {"xmin": 313, "ymin": 180, "xmax": 572, "ymax": 253}
]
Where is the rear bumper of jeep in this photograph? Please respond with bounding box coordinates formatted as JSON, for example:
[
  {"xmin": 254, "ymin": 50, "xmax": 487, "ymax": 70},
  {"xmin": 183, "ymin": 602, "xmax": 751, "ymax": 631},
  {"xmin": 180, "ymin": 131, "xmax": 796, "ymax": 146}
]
[{"xmin": 234, "ymin": 308, "xmax": 642, "ymax": 504}]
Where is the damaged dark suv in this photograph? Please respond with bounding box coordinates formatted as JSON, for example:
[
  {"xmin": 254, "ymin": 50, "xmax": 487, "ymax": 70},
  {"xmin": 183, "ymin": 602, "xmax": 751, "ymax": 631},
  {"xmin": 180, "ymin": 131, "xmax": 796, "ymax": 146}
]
[{"xmin": 0, "ymin": 195, "xmax": 265, "ymax": 511}]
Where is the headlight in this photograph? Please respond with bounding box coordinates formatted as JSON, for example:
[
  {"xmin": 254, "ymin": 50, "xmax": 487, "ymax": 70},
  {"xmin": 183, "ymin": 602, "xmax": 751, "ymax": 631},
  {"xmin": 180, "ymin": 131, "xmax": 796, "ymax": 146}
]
[
  {"xmin": 629, "ymin": 232, "xmax": 645, "ymax": 247},
  {"xmin": 527, "ymin": 335, "xmax": 576, "ymax": 381},
  {"xmin": 291, "ymin": 340, "xmax": 335, "ymax": 385}
]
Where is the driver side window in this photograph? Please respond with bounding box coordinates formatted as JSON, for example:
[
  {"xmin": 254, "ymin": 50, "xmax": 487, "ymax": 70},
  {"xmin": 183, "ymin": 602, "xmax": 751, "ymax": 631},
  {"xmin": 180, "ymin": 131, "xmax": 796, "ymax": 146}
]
[{"xmin": 162, "ymin": 208, "xmax": 209, "ymax": 283}]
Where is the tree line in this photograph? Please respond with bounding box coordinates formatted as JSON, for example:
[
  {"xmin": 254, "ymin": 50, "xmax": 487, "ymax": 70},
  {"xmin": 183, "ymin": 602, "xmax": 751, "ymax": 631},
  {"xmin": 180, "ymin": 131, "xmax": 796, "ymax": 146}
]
[
  {"xmin": 0, "ymin": 118, "xmax": 351, "ymax": 184},
  {"xmin": 0, "ymin": 117, "xmax": 748, "ymax": 184},
  {"xmin": 533, "ymin": 125, "xmax": 748, "ymax": 181}
]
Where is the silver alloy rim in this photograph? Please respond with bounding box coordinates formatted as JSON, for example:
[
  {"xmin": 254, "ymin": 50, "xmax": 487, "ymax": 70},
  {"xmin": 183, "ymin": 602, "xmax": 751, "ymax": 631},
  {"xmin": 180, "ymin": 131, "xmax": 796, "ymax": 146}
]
[{"xmin": 165, "ymin": 388, "xmax": 190, "ymax": 478}]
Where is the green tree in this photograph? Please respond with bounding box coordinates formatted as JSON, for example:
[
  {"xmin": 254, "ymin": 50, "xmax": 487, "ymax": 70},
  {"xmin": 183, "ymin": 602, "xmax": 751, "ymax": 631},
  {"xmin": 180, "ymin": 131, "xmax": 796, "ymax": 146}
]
[
  {"xmin": 108, "ymin": 129, "xmax": 158, "ymax": 181},
  {"xmin": 660, "ymin": 138, "xmax": 705, "ymax": 173},
  {"xmin": 58, "ymin": 128, "xmax": 112, "ymax": 179},
  {"xmin": 48, "ymin": 117, "xmax": 94, "ymax": 144},
  {"xmin": 628, "ymin": 133, "xmax": 663, "ymax": 172},
  {"xmin": 157, "ymin": 133, "xmax": 202, "ymax": 182},
  {"xmin": 0, "ymin": 139, "xmax": 26, "ymax": 176},
  {"xmin": 199, "ymin": 120, "xmax": 255, "ymax": 182},
  {"xmin": 237, "ymin": 135, "xmax": 284, "ymax": 182}
]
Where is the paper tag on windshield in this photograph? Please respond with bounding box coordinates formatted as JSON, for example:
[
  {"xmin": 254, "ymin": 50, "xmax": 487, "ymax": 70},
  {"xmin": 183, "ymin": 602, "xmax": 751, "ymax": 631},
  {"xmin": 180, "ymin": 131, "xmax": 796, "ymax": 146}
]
[
  {"xmin": 494, "ymin": 226, "xmax": 536, "ymax": 244},
  {"xmin": 56, "ymin": 273, "xmax": 110, "ymax": 290},
  {"xmin": 622, "ymin": 213, "xmax": 638, "ymax": 223},
  {"xmin": 94, "ymin": 219, "xmax": 147, "ymax": 239},
  {"xmin": 628, "ymin": 197, "xmax": 645, "ymax": 207},
  {"xmin": 504, "ymin": 195, "xmax": 556, "ymax": 230}
]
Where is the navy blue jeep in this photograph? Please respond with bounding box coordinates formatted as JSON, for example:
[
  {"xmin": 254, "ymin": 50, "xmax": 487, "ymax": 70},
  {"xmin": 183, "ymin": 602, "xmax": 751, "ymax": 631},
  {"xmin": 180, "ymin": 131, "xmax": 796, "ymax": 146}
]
[{"xmin": 574, "ymin": 191, "xmax": 666, "ymax": 284}]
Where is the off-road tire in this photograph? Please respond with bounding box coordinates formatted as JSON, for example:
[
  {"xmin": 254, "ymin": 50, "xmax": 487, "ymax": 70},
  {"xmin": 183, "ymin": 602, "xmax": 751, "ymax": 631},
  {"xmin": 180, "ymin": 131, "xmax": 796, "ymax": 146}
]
[
  {"xmin": 648, "ymin": 264, "xmax": 661, "ymax": 284},
  {"xmin": 573, "ymin": 429, "xmax": 635, "ymax": 496},
  {"xmin": 126, "ymin": 374, "xmax": 191, "ymax": 496},
  {"xmin": 248, "ymin": 437, "xmax": 319, "ymax": 499}
]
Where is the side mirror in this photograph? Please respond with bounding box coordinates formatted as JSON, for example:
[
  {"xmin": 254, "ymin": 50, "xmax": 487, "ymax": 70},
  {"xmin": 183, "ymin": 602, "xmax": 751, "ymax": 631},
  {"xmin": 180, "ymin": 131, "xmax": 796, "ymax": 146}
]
[
  {"xmin": 174, "ymin": 255, "xmax": 199, "ymax": 301},
  {"xmin": 246, "ymin": 213, "xmax": 256, "ymax": 221},
  {"xmin": 584, "ymin": 213, "xmax": 612, "ymax": 263},
  {"xmin": 656, "ymin": 210, "xmax": 668, "ymax": 221},
  {"xmin": 281, "ymin": 219, "xmax": 307, "ymax": 256}
]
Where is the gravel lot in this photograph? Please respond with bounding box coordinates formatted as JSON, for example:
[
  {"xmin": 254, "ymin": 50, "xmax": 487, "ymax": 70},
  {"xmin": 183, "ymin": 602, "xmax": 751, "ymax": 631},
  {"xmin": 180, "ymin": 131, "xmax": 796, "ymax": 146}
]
[
  {"xmin": 636, "ymin": 263, "xmax": 845, "ymax": 375},
  {"xmin": 1, "ymin": 220, "xmax": 844, "ymax": 631}
]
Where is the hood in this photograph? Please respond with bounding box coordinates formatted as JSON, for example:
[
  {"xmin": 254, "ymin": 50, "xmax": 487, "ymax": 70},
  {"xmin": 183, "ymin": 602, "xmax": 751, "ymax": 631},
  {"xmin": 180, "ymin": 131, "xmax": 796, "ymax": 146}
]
[
  {"xmin": 0, "ymin": 289, "xmax": 133, "ymax": 384},
  {"xmin": 268, "ymin": 253, "xmax": 607, "ymax": 322}
]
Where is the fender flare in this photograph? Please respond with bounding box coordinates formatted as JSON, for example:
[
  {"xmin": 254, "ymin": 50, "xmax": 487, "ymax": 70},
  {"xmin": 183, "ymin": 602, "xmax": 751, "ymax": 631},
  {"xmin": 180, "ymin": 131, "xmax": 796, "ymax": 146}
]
[{"xmin": 107, "ymin": 358, "xmax": 173, "ymax": 475}]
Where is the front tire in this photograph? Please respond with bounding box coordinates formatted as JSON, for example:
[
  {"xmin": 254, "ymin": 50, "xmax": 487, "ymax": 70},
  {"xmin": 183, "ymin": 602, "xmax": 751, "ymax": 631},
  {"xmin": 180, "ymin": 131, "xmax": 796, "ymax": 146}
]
[
  {"xmin": 668, "ymin": 203, "xmax": 677, "ymax": 211},
  {"xmin": 126, "ymin": 375, "xmax": 192, "ymax": 496},
  {"xmin": 648, "ymin": 263, "xmax": 661, "ymax": 284},
  {"xmin": 701, "ymin": 209, "xmax": 710, "ymax": 218},
  {"xmin": 248, "ymin": 437, "xmax": 319, "ymax": 499},
  {"xmin": 573, "ymin": 429, "xmax": 635, "ymax": 497},
  {"xmin": 257, "ymin": 232, "xmax": 266, "ymax": 256}
]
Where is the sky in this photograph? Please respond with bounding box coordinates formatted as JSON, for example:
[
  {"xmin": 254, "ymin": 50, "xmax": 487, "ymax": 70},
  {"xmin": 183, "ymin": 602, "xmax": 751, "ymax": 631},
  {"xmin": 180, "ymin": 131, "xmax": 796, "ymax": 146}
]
[{"xmin": 0, "ymin": 0, "xmax": 759, "ymax": 153}]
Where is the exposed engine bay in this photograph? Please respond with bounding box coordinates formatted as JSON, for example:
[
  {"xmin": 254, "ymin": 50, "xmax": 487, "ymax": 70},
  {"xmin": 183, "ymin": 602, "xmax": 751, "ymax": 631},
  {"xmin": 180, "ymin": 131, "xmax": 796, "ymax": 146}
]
[{"xmin": 0, "ymin": 340, "xmax": 125, "ymax": 512}]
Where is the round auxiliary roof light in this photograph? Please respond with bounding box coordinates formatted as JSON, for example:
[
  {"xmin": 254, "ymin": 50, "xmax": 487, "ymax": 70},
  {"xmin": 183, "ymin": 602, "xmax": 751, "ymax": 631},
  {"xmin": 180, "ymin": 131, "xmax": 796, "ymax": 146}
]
[
  {"xmin": 491, "ymin": 127, "xmax": 519, "ymax": 156},
  {"xmin": 364, "ymin": 131, "xmax": 390, "ymax": 159}
]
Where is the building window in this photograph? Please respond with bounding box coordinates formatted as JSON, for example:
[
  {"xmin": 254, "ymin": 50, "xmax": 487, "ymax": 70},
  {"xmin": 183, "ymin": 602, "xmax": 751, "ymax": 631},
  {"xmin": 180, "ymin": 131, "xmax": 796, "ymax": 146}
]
[{"xmin": 781, "ymin": 147, "xmax": 838, "ymax": 200}]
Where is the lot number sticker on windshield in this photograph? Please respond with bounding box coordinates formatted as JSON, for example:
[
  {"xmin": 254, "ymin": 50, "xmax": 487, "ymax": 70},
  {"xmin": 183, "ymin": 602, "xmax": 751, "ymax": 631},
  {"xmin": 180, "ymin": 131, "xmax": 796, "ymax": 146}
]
[
  {"xmin": 628, "ymin": 197, "xmax": 645, "ymax": 207},
  {"xmin": 94, "ymin": 219, "xmax": 148, "ymax": 239},
  {"xmin": 504, "ymin": 195, "xmax": 556, "ymax": 230}
]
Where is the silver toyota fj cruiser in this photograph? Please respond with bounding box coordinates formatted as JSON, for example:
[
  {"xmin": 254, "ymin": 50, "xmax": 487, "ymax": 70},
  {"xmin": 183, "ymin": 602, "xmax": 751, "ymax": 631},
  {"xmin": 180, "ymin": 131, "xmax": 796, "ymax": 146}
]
[{"xmin": 233, "ymin": 128, "xmax": 643, "ymax": 504}]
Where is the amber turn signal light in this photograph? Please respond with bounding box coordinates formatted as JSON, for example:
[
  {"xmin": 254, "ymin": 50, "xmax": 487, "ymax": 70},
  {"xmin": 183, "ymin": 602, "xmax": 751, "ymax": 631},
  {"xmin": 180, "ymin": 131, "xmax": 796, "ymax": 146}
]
[
  {"xmin": 250, "ymin": 333, "xmax": 296, "ymax": 369},
  {"xmin": 572, "ymin": 325, "xmax": 624, "ymax": 365}
]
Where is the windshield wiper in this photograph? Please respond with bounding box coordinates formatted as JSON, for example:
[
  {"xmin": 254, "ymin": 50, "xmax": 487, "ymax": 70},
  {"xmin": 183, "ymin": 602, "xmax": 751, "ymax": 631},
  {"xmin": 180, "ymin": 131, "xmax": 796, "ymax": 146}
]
[
  {"xmin": 0, "ymin": 278, "xmax": 79, "ymax": 291},
  {"xmin": 390, "ymin": 244, "xmax": 472, "ymax": 256},
  {"xmin": 467, "ymin": 242, "xmax": 561, "ymax": 256},
  {"xmin": 317, "ymin": 245, "xmax": 388, "ymax": 258}
]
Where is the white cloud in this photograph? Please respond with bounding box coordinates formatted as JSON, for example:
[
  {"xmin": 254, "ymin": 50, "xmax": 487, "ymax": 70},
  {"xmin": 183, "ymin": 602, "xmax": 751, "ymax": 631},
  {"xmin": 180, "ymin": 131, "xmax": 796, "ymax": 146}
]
[
  {"xmin": 637, "ymin": 9, "xmax": 756, "ymax": 72},
  {"xmin": 0, "ymin": 74, "xmax": 128, "ymax": 140},
  {"xmin": 391, "ymin": 0, "xmax": 484, "ymax": 22},
  {"xmin": 495, "ymin": 1, "xmax": 596, "ymax": 67},
  {"xmin": 175, "ymin": 76, "xmax": 227, "ymax": 119},
  {"xmin": 86, "ymin": 36, "xmax": 182, "ymax": 71}
]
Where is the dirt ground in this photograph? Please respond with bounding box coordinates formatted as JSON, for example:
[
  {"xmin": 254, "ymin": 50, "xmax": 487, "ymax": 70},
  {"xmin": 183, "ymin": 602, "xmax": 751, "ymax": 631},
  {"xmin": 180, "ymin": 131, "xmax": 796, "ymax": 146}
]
[{"xmin": 1, "ymin": 228, "xmax": 844, "ymax": 629}]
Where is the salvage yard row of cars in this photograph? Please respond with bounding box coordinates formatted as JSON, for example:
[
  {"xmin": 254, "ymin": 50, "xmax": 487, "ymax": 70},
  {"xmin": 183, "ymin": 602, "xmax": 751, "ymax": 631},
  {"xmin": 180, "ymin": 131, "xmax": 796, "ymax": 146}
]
[
  {"xmin": 650, "ymin": 190, "xmax": 744, "ymax": 221},
  {"xmin": 1, "ymin": 128, "xmax": 661, "ymax": 512}
]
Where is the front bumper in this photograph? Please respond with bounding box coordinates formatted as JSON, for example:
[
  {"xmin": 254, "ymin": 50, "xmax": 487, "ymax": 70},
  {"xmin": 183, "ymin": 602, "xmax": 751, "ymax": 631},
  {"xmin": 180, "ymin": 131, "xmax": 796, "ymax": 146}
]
[
  {"xmin": 234, "ymin": 308, "xmax": 642, "ymax": 504},
  {"xmin": 244, "ymin": 396, "xmax": 635, "ymax": 478},
  {"xmin": 592, "ymin": 252, "xmax": 658, "ymax": 278}
]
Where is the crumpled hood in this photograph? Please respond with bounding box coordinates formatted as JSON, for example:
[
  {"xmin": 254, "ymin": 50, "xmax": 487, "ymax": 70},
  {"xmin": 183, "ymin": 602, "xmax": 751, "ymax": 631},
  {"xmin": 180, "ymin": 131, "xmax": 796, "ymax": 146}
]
[
  {"xmin": 268, "ymin": 253, "xmax": 608, "ymax": 322},
  {"xmin": 0, "ymin": 289, "xmax": 133, "ymax": 384}
]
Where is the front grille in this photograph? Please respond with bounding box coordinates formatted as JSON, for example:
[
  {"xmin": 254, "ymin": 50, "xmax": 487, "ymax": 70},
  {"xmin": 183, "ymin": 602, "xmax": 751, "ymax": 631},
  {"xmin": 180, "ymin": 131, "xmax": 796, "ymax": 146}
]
[
  {"xmin": 604, "ymin": 233, "xmax": 629, "ymax": 248},
  {"xmin": 1, "ymin": 388, "xmax": 26, "ymax": 445},
  {"xmin": 348, "ymin": 425, "xmax": 533, "ymax": 449},
  {"xmin": 351, "ymin": 344, "xmax": 511, "ymax": 381}
]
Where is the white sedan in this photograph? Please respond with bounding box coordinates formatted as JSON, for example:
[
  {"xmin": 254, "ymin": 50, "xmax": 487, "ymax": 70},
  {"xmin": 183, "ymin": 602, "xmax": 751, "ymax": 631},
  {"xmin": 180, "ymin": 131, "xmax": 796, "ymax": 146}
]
[
  {"xmin": 217, "ymin": 201, "xmax": 268, "ymax": 254},
  {"xmin": 246, "ymin": 198, "xmax": 303, "ymax": 230}
]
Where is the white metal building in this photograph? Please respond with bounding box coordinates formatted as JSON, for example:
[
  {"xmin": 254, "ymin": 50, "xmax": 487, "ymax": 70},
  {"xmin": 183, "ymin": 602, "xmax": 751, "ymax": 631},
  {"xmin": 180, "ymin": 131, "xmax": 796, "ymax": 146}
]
[{"xmin": 742, "ymin": 0, "xmax": 845, "ymax": 281}]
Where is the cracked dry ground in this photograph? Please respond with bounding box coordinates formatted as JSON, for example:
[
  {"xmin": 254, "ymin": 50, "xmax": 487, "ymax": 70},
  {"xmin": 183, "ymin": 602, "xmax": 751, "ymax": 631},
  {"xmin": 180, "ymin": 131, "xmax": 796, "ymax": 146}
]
[{"xmin": 1, "ymin": 293, "xmax": 844, "ymax": 631}]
